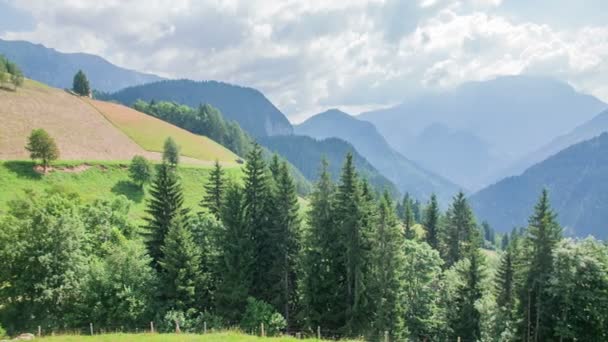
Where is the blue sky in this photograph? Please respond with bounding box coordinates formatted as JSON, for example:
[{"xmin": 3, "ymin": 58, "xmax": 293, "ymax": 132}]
[{"xmin": 1, "ymin": 0, "xmax": 607, "ymax": 122}]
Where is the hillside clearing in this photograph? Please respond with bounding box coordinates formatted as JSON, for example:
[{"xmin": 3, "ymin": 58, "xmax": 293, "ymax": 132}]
[{"xmin": 88, "ymin": 99, "xmax": 239, "ymax": 164}]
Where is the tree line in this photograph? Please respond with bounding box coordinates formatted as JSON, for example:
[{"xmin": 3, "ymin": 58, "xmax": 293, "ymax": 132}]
[{"xmin": 1, "ymin": 140, "xmax": 607, "ymax": 340}]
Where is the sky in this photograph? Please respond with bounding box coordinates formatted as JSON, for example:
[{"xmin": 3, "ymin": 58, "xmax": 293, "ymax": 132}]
[{"xmin": 1, "ymin": 0, "xmax": 607, "ymax": 122}]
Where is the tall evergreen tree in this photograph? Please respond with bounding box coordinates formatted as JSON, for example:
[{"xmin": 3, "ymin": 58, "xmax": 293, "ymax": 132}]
[
  {"xmin": 335, "ymin": 153, "xmax": 372, "ymax": 335},
  {"xmin": 519, "ymin": 189, "xmax": 562, "ymax": 342},
  {"xmin": 72, "ymin": 70, "xmax": 90, "ymax": 96},
  {"xmin": 159, "ymin": 212, "xmax": 202, "ymax": 313},
  {"xmin": 215, "ymin": 184, "xmax": 254, "ymax": 323},
  {"xmin": 201, "ymin": 160, "xmax": 225, "ymax": 218},
  {"xmin": 369, "ymin": 191, "xmax": 405, "ymax": 338},
  {"xmin": 403, "ymin": 195, "xmax": 416, "ymax": 240},
  {"xmin": 269, "ymin": 161, "xmax": 301, "ymax": 328},
  {"xmin": 242, "ymin": 143, "xmax": 274, "ymax": 303},
  {"xmin": 441, "ymin": 191, "xmax": 479, "ymax": 267},
  {"xmin": 143, "ymin": 163, "xmax": 187, "ymax": 269},
  {"xmin": 423, "ymin": 194, "xmax": 440, "ymax": 250},
  {"xmin": 300, "ymin": 159, "xmax": 344, "ymax": 331},
  {"xmin": 449, "ymin": 248, "xmax": 485, "ymax": 341},
  {"xmin": 494, "ymin": 242, "xmax": 516, "ymax": 338}
]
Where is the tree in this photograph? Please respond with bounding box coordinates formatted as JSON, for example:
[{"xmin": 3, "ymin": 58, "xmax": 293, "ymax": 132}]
[
  {"xmin": 201, "ymin": 160, "xmax": 225, "ymax": 218},
  {"xmin": 494, "ymin": 243, "xmax": 516, "ymax": 338},
  {"xmin": 25, "ymin": 128, "xmax": 59, "ymax": 171},
  {"xmin": 215, "ymin": 183, "xmax": 254, "ymax": 322},
  {"xmin": 519, "ymin": 189, "xmax": 562, "ymax": 342},
  {"xmin": 158, "ymin": 211, "xmax": 202, "ymax": 314},
  {"xmin": 72, "ymin": 69, "xmax": 91, "ymax": 96},
  {"xmin": 482, "ymin": 221, "xmax": 495, "ymax": 247},
  {"xmin": 369, "ymin": 191, "xmax": 405, "ymax": 338},
  {"xmin": 142, "ymin": 163, "xmax": 188, "ymax": 269},
  {"xmin": 10, "ymin": 68, "xmax": 24, "ymax": 89},
  {"xmin": 403, "ymin": 194, "xmax": 416, "ymax": 240},
  {"xmin": 268, "ymin": 161, "xmax": 300, "ymax": 328},
  {"xmin": 441, "ymin": 191, "xmax": 479, "ymax": 267},
  {"xmin": 129, "ymin": 155, "xmax": 153, "ymax": 188},
  {"xmin": 423, "ymin": 194, "xmax": 440, "ymax": 250},
  {"xmin": 163, "ymin": 137, "xmax": 180, "ymax": 167}
]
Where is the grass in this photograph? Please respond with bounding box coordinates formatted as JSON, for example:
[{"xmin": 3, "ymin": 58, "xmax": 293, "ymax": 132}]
[
  {"xmin": 88, "ymin": 99, "xmax": 239, "ymax": 163},
  {"xmin": 0, "ymin": 160, "xmax": 242, "ymax": 219},
  {"xmin": 37, "ymin": 332, "xmax": 335, "ymax": 342}
]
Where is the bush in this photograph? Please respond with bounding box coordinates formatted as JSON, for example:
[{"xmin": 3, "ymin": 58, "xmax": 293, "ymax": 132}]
[
  {"xmin": 0, "ymin": 324, "xmax": 6, "ymax": 338},
  {"xmin": 240, "ymin": 297, "xmax": 286, "ymax": 336},
  {"xmin": 129, "ymin": 155, "xmax": 153, "ymax": 188}
]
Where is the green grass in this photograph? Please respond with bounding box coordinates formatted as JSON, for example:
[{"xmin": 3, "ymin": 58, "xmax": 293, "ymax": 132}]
[
  {"xmin": 38, "ymin": 332, "xmax": 335, "ymax": 342},
  {"xmin": 0, "ymin": 161, "xmax": 242, "ymax": 219}
]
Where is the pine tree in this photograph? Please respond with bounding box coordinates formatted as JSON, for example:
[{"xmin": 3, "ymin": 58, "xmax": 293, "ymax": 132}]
[
  {"xmin": 301, "ymin": 158, "xmax": 344, "ymax": 330},
  {"xmin": 423, "ymin": 194, "xmax": 440, "ymax": 250},
  {"xmin": 269, "ymin": 161, "xmax": 300, "ymax": 328},
  {"xmin": 242, "ymin": 143, "xmax": 274, "ymax": 302},
  {"xmin": 72, "ymin": 70, "xmax": 90, "ymax": 96},
  {"xmin": 441, "ymin": 191, "xmax": 479, "ymax": 267},
  {"xmin": 201, "ymin": 160, "xmax": 225, "ymax": 218},
  {"xmin": 215, "ymin": 183, "xmax": 254, "ymax": 323},
  {"xmin": 519, "ymin": 189, "xmax": 562, "ymax": 342},
  {"xmin": 450, "ymin": 248, "xmax": 485, "ymax": 341},
  {"xmin": 143, "ymin": 163, "xmax": 188, "ymax": 269},
  {"xmin": 335, "ymin": 153, "xmax": 372, "ymax": 335},
  {"xmin": 494, "ymin": 243, "xmax": 515, "ymax": 337},
  {"xmin": 403, "ymin": 195, "xmax": 416, "ymax": 240},
  {"xmin": 369, "ymin": 191, "xmax": 405, "ymax": 338},
  {"xmin": 159, "ymin": 211, "xmax": 202, "ymax": 313}
]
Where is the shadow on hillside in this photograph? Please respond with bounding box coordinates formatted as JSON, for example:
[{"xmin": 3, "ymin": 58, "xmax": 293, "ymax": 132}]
[
  {"xmin": 3, "ymin": 161, "xmax": 43, "ymax": 180},
  {"xmin": 111, "ymin": 180, "xmax": 145, "ymax": 203}
]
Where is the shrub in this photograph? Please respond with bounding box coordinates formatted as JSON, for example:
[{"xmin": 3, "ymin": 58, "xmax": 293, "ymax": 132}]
[
  {"xmin": 129, "ymin": 155, "xmax": 153, "ymax": 188},
  {"xmin": 240, "ymin": 297, "xmax": 286, "ymax": 336}
]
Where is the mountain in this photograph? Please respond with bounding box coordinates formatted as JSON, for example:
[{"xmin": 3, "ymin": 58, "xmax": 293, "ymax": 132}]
[
  {"xmin": 259, "ymin": 135, "xmax": 398, "ymax": 196},
  {"xmin": 470, "ymin": 133, "xmax": 608, "ymax": 239},
  {"xmin": 295, "ymin": 109, "xmax": 458, "ymax": 203},
  {"xmin": 503, "ymin": 108, "xmax": 608, "ymax": 178},
  {"xmin": 0, "ymin": 39, "xmax": 164, "ymax": 92},
  {"xmin": 103, "ymin": 79, "xmax": 293, "ymax": 137},
  {"xmin": 360, "ymin": 75, "xmax": 607, "ymax": 189}
]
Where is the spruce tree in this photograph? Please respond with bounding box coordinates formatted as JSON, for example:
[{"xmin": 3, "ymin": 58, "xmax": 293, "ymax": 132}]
[
  {"xmin": 159, "ymin": 212, "xmax": 202, "ymax": 313},
  {"xmin": 369, "ymin": 191, "xmax": 405, "ymax": 338},
  {"xmin": 441, "ymin": 191, "xmax": 479, "ymax": 267},
  {"xmin": 494, "ymin": 243, "xmax": 515, "ymax": 337},
  {"xmin": 143, "ymin": 163, "xmax": 187, "ymax": 269},
  {"xmin": 215, "ymin": 183, "xmax": 254, "ymax": 322},
  {"xmin": 403, "ymin": 195, "xmax": 416, "ymax": 240},
  {"xmin": 242, "ymin": 143, "xmax": 274, "ymax": 302},
  {"xmin": 201, "ymin": 160, "xmax": 225, "ymax": 218},
  {"xmin": 519, "ymin": 189, "xmax": 562, "ymax": 342},
  {"xmin": 72, "ymin": 70, "xmax": 90, "ymax": 96},
  {"xmin": 423, "ymin": 194, "xmax": 440, "ymax": 250},
  {"xmin": 450, "ymin": 248, "xmax": 485, "ymax": 341},
  {"xmin": 301, "ymin": 158, "xmax": 343, "ymax": 331},
  {"xmin": 269, "ymin": 161, "xmax": 300, "ymax": 328},
  {"xmin": 335, "ymin": 153, "xmax": 372, "ymax": 335}
]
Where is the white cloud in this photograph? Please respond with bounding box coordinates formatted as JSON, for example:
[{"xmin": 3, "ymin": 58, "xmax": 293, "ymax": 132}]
[{"xmin": 1, "ymin": 0, "xmax": 607, "ymax": 121}]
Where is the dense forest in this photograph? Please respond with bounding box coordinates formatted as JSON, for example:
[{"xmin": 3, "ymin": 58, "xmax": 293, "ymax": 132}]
[{"xmin": 1, "ymin": 140, "xmax": 606, "ymax": 341}]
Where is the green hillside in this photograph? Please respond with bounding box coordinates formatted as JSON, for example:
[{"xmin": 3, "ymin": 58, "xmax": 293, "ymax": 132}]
[
  {"xmin": 38, "ymin": 332, "xmax": 341, "ymax": 342},
  {"xmin": 0, "ymin": 161, "xmax": 242, "ymax": 219}
]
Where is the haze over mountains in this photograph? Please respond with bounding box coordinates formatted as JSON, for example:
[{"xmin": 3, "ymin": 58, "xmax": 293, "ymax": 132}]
[{"xmin": 360, "ymin": 76, "xmax": 607, "ymax": 190}]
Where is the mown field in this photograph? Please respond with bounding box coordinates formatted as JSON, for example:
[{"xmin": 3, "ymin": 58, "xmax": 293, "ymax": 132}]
[
  {"xmin": 38, "ymin": 332, "xmax": 334, "ymax": 342},
  {"xmin": 0, "ymin": 160, "xmax": 242, "ymax": 219}
]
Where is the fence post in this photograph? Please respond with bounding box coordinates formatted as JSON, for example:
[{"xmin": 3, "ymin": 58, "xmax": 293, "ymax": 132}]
[
  {"xmin": 204, "ymin": 321, "xmax": 207, "ymax": 334},
  {"xmin": 384, "ymin": 330, "xmax": 389, "ymax": 342},
  {"xmin": 296, "ymin": 332, "xmax": 302, "ymax": 339},
  {"xmin": 37, "ymin": 326, "xmax": 41, "ymax": 337},
  {"xmin": 457, "ymin": 337, "xmax": 461, "ymax": 342},
  {"xmin": 150, "ymin": 321, "xmax": 155, "ymax": 333},
  {"xmin": 260, "ymin": 323, "xmax": 265, "ymax": 337},
  {"xmin": 317, "ymin": 326, "xmax": 321, "ymax": 340},
  {"xmin": 175, "ymin": 319, "xmax": 181, "ymax": 334}
]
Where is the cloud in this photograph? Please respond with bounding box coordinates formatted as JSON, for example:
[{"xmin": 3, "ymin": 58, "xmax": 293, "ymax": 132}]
[{"xmin": 1, "ymin": 0, "xmax": 607, "ymax": 121}]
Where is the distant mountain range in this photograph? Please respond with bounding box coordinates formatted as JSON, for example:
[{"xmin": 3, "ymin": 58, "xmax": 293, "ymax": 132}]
[
  {"xmin": 0, "ymin": 39, "xmax": 164, "ymax": 92},
  {"xmin": 103, "ymin": 80, "xmax": 293, "ymax": 137},
  {"xmin": 470, "ymin": 132, "xmax": 608, "ymax": 239},
  {"xmin": 360, "ymin": 75, "xmax": 607, "ymax": 190},
  {"xmin": 259, "ymin": 135, "xmax": 398, "ymax": 196},
  {"xmin": 295, "ymin": 109, "xmax": 459, "ymax": 204}
]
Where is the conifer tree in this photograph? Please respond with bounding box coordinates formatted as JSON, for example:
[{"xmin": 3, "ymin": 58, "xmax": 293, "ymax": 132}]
[
  {"xmin": 335, "ymin": 153, "xmax": 372, "ymax": 335},
  {"xmin": 72, "ymin": 70, "xmax": 90, "ymax": 96},
  {"xmin": 423, "ymin": 194, "xmax": 440, "ymax": 250},
  {"xmin": 519, "ymin": 189, "xmax": 562, "ymax": 342},
  {"xmin": 269, "ymin": 153, "xmax": 281, "ymax": 180},
  {"xmin": 494, "ymin": 243, "xmax": 515, "ymax": 337},
  {"xmin": 215, "ymin": 183, "xmax": 254, "ymax": 322},
  {"xmin": 143, "ymin": 163, "xmax": 187, "ymax": 269},
  {"xmin": 159, "ymin": 212, "xmax": 202, "ymax": 313},
  {"xmin": 269, "ymin": 161, "xmax": 300, "ymax": 328},
  {"xmin": 201, "ymin": 160, "xmax": 225, "ymax": 218},
  {"xmin": 242, "ymin": 143, "xmax": 274, "ymax": 302},
  {"xmin": 369, "ymin": 191, "xmax": 405, "ymax": 338},
  {"xmin": 449, "ymin": 248, "xmax": 485, "ymax": 341},
  {"xmin": 301, "ymin": 159, "xmax": 343, "ymax": 330},
  {"xmin": 441, "ymin": 191, "xmax": 479, "ymax": 267},
  {"xmin": 403, "ymin": 195, "xmax": 416, "ymax": 240}
]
